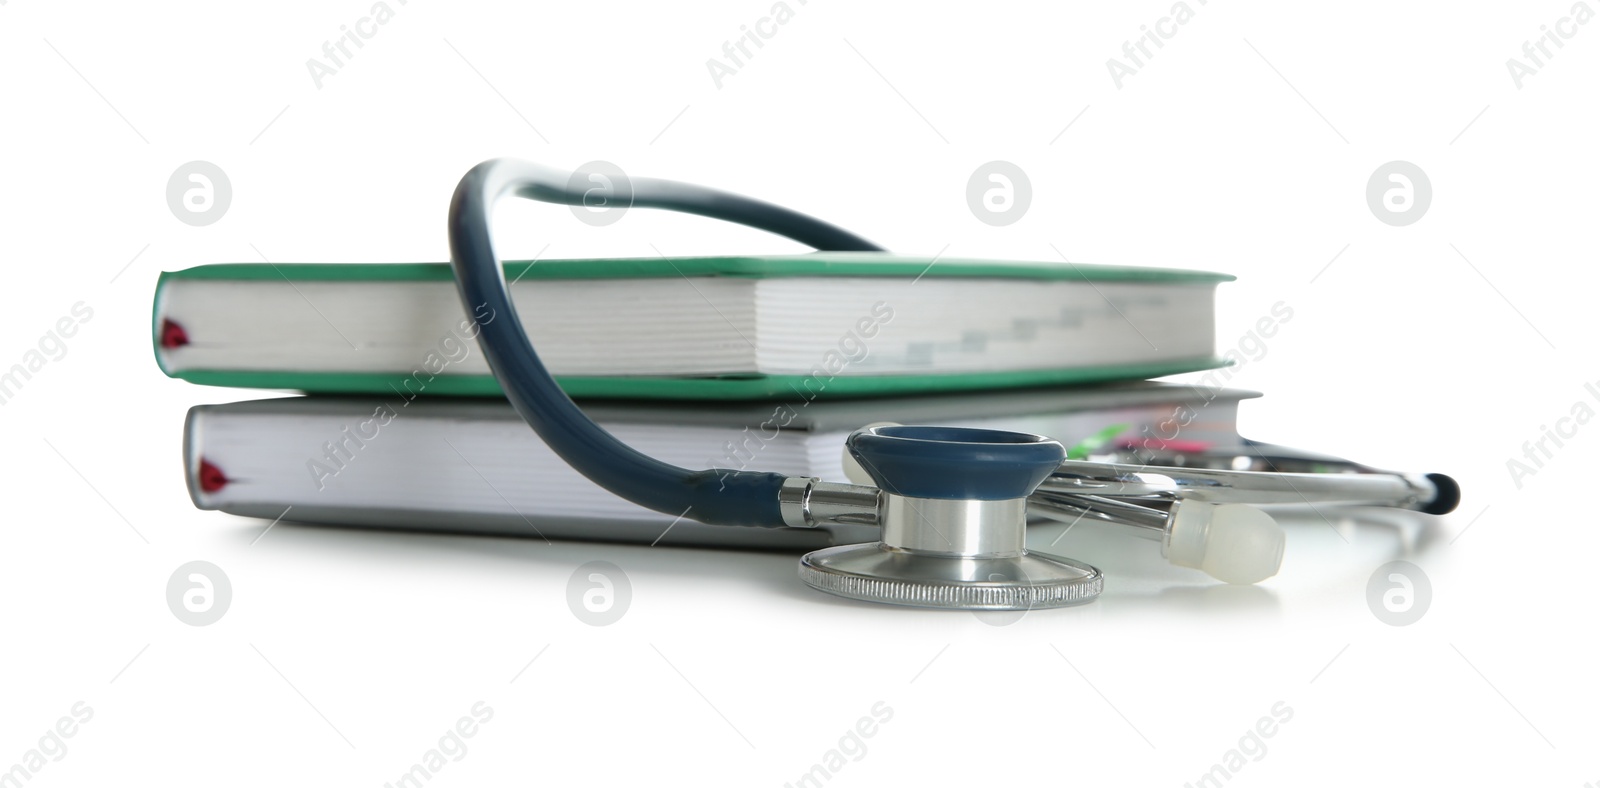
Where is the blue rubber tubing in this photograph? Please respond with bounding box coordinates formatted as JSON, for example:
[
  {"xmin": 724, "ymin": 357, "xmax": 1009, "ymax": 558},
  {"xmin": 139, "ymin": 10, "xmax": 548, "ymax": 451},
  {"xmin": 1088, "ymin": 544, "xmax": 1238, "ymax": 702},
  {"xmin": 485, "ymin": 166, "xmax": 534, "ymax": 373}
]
[{"xmin": 446, "ymin": 158, "xmax": 882, "ymax": 527}]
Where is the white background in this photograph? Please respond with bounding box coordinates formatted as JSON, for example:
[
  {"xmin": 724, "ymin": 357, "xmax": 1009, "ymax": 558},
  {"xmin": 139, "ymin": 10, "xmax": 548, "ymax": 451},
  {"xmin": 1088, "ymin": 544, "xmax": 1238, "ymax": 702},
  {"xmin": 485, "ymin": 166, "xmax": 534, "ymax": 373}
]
[{"xmin": 2, "ymin": 0, "xmax": 1597, "ymax": 785}]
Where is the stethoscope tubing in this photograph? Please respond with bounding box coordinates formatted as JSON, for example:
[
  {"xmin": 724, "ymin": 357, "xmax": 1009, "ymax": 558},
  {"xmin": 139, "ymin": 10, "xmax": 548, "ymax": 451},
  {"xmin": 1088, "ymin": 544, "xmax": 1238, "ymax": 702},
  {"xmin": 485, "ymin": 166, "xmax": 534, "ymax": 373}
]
[{"xmin": 446, "ymin": 158, "xmax": 881, "ymax": 527}]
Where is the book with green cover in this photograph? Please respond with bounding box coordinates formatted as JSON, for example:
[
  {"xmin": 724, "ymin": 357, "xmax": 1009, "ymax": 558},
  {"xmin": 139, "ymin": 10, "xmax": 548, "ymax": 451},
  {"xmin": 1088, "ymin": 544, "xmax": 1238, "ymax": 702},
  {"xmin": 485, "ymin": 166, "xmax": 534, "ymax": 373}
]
[{"xmin": 153, "ymin": 253, "xmax": 1231, "ymax": 400}]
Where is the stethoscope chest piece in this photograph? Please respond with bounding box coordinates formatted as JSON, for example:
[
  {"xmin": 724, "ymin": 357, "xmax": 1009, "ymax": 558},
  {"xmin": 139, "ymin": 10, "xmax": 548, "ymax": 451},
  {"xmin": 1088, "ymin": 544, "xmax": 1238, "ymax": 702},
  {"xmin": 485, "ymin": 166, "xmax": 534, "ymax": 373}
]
[{"xmin": 797, "ymin": 426, "xmax": 1103, "ymax": 610}]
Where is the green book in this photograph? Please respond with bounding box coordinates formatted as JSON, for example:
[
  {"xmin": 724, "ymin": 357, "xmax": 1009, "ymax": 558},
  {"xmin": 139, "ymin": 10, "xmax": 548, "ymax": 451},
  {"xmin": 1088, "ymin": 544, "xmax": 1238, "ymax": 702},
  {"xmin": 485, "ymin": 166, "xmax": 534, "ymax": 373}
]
[{"xmin": 152, "ymin": 253, "xmax": 1231, "ymax": 400}]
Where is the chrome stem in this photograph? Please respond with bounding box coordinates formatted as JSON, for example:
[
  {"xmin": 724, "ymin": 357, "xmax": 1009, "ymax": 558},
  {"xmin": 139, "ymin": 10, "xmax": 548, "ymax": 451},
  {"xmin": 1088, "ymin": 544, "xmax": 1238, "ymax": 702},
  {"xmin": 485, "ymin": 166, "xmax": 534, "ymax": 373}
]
[{"xmin": 779, "ymin": 479, "xmax": 882, "ymax": 528}]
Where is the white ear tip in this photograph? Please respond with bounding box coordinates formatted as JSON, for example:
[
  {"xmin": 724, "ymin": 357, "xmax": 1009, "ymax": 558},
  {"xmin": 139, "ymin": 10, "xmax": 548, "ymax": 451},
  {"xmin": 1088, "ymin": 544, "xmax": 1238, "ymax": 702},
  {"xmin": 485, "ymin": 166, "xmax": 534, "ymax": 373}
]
[
  {"xmin": 841, "ymin": 422, "xmax": 902, "ymax": 486},
  {"xmin": 1165, "ymin": 503, "xmax": 1285, "ymax": 585},
  {"xmin": 1202, "ymin": 504, "xmax": 1286, "ymax": 584}
]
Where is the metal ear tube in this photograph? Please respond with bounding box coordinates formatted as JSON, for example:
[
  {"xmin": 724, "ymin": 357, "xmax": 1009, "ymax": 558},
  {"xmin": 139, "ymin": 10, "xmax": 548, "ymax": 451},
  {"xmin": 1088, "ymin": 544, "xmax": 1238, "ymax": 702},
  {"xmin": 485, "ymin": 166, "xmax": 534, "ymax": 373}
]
[{"xmin": 1027, "ymin": 493, "xmax": 1286, "ymax": 585}]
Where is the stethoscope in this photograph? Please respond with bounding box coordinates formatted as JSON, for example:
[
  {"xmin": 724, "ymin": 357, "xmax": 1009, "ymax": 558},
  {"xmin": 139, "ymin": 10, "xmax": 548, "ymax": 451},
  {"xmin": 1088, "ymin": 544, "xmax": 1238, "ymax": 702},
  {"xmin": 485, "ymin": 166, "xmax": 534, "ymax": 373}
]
[{"xmin": 446, "ymin": 158, "xmax": 1461, "ymax": 610}]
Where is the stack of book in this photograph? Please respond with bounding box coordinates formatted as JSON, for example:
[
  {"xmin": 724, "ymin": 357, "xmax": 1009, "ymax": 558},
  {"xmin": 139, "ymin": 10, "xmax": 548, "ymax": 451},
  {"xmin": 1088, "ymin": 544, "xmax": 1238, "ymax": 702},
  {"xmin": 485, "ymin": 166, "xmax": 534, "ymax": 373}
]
[{"xmin": 155, "ymin": 253, "xmax": 1249, "ymax": 548}]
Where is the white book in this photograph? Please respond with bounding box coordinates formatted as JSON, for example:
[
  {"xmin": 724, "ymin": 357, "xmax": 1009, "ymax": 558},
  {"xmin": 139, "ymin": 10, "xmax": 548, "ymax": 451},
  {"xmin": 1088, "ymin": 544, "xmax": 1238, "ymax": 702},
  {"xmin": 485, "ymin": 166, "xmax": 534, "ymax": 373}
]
[{"xmin": 185, "ymin": 384, "xmax": 1254, "ymax": 549}]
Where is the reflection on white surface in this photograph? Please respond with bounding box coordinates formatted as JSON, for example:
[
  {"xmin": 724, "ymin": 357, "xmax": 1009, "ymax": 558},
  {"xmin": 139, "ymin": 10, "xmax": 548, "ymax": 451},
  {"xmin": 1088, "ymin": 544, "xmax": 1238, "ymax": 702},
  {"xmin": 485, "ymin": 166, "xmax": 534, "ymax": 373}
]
[
  {"xmin": 241, "ymin": 504, "xmax": 1453, "ymax": 618},
  {"xmin": 1025, "ymin": 506, "xmax": 1451, "ymax": 618}
]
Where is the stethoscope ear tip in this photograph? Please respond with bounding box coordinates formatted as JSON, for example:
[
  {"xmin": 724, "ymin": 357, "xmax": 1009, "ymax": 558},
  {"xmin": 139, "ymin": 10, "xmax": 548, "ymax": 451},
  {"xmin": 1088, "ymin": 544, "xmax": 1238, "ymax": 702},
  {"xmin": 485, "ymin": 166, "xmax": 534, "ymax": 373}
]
[
  {"xmin": 1166, "ymin": 502, "xmax": 1286, "ymax": 585},
  {"xmin": 1421, "ymin": 473, "xmax": 1461, "ymax": 516}
]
